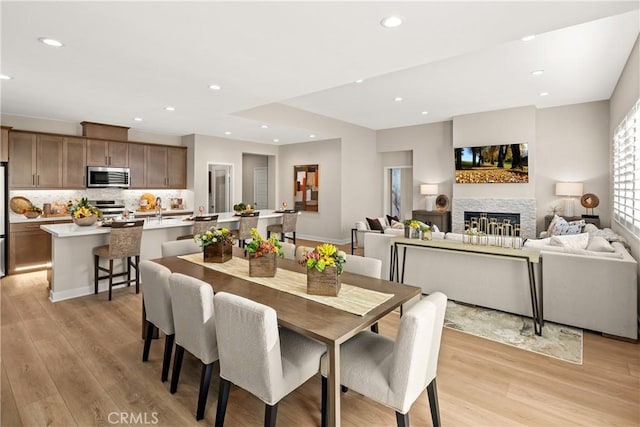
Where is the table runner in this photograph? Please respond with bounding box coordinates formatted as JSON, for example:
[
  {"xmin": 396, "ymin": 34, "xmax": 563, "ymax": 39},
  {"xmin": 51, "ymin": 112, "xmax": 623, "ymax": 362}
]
[{"xmin": 178, "ymin": 253, "xmax": 393, "ymax": 316}]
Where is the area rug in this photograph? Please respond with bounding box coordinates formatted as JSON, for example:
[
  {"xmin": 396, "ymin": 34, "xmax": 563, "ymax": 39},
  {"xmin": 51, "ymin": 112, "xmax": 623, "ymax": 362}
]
[{"xmin": 444, "ymin": 301, "xmax": 583, "ymax": 365}]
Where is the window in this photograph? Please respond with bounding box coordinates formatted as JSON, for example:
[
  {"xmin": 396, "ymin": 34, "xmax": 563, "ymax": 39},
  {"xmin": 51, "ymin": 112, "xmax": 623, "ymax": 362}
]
[{"xmin": 613, "ymin": 98, "xmax": 640, "ymax": 236}]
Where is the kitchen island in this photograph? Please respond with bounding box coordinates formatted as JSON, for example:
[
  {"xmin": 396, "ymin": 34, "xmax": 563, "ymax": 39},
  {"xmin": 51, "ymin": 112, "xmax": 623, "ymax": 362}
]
[{"xmin": 41, "ymin": 210, "xmax": 284, "ymax": 302}]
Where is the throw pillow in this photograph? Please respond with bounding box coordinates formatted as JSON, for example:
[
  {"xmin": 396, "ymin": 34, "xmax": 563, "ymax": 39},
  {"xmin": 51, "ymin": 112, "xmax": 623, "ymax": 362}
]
[
  {"xmin": 549, "ymin": 233, "xmax": 589, "ymax": 250},
  {"xmin": 386, "ymin": 214, "xmax": 399, "ymax": 226},
  {"xmin": 377, "ymin": 216, "xmax": 389, "ymax": 228},
  {"xmin": 390, "ymin": 219, "xmax": 404, "ymax": 229},
  {"xmin": 586, "ymin": 236, "xmax": 615, "ymax": 252},
  {"xmin": 366, "ymin": 217, "xmax": 383, "ymax": 231},
  {"xmin": 584, "ymin": 223, "xmax": 599, "ymax": 233},
  {"xmin": 552, "ymin": 217, "xmax": 585, "ymax": 235},
  {"xmin": 546, "ymin": 214, "xmax": 560, "ymax": 236}
]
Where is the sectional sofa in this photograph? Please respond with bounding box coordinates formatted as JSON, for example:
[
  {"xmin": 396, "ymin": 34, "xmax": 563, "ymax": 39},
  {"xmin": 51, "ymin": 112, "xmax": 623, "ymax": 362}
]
[{"xmin": 364, "ymin": 231, "xmax": 638, "ymax": 340}]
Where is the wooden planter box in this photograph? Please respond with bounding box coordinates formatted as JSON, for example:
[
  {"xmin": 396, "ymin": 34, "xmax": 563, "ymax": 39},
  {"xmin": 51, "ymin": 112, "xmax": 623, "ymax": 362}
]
[
  {"xmin": 307, "ymin": 265, "xmax": 341, "ymax": 296},
  {"xmin": 203, "ymin": 241, "xmax": 233, "ymax": 263},
  {"xmin": 249, "ymin": 252, "xmax": 277, "ymax": 277}
]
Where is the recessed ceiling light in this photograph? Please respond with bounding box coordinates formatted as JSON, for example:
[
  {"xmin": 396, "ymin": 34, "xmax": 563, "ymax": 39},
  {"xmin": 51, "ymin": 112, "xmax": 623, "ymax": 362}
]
[
  {"xmin": 421, "ymin": 111, "xmax": 429, "ymax": 115},
  {"xmin": 164, "ymin": 106, "xmax": 175, "ymax": 111},
  {"xmin": 208, "ymin": 84, "xmax": 221, "ymax": 90},
  {"xmin": 273, "ymin": 138, "xmax": 279, "ymax": 143},
  {"xmin": 381, "ymin": 15, "xmax": 403, "ymax": 28},
  {"xmin": 540, "ymin": 92, "xmax": 549, "ymax": 97},
  {"xmin": 309, "ymin": 134, "xmax": 316, "ymax": 138},
  {"xmin": 521, "ymin": 35, "xmax": 536, "ymax": 42},
  {"xmin": 0, "ymin": 74, "xmax": 12, "ymax": 80},
  {"xmin": 224, "ymin": 131, "xmax": 231, "ymax": 135},
  {"xmin": 355, "ymin": 79, "xmax": 364, "ymax": 84},
  {"xmin": 531, "ymin": 70, "xmax": 544, "ymax": 76},
  {"xmin": 261, "ymin": 124, "xmax": 269, "ymax": 129},
  {"xmin": 394, "ymin": 97, "xmax": 403, "ymax": 102},
  {"xmin": 39, "ymin": 37, "xmax": 64, "ymax": 47},
  {"xmin": 133, "ymin": 117, "xmax": 143, "ymax": 122}
]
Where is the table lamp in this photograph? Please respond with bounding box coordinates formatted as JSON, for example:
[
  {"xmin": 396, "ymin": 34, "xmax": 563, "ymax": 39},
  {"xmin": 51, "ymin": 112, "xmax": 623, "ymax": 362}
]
[
  {"xmin": 420, "ymin": 184, "xmax": 438, "ymax": 211},
  {"xmin": 555, "ymin": 182, "xmax": 583, "ymax": 217}
]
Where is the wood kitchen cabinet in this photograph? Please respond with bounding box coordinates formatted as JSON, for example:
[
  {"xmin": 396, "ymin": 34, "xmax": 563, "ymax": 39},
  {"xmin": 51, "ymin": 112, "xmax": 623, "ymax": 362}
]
[
  {"xmin": 62, "ymin": 137, "xmax": 86, "ymax": 188},
  {"xmin": 86, "ymin": 139, "xmax": 128, "ymax": 167},
  {"xmin": 128, "ymin": 143, "xmax": 147, "ymax": 188},
  {"xmin": 145, "ymin": 145, "xmax": 187, "ymax": 189},
  {"xmin": 0, "ymin": 126, "xmax": 10, "ymax": 162},
  {"xmin": 9, "ymin": 220, "xmax": 70, "ymax": 275},
  {"xmin": 9, "ymin": 132, "xmax": 63, "ymax": 188},
  {"xmin": 412, "ymin": 210, "xmax": 451, "ymax": 232}
]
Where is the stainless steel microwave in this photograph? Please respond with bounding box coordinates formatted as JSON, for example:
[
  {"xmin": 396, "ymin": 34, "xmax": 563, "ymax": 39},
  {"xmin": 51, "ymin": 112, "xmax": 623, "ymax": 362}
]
[{"xmin": 86, "ymin": 166, "xmax": 130, "ymax": 188}]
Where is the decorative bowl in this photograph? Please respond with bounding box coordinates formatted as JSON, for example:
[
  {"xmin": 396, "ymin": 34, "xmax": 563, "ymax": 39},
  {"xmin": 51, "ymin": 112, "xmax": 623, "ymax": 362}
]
[
  {"xmin": 73, "ymin": 214, "xmax": 98, "ymax": 226},
  {"xmin": 23, "ymin": 210, "xmax": 41, "ymax": 219}
]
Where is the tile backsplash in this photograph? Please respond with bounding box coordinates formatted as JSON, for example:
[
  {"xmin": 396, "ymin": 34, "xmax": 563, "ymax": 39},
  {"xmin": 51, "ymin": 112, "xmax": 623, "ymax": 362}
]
[{"xmin": 9, "ymin": 188, "xmax": 194, "ymax": 213}]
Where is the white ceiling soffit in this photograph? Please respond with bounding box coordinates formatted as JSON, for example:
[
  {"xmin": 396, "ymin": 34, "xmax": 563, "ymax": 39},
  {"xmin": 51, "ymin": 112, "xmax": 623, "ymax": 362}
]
[{"xmin": 1, "ymin": 1, "xmax": 638, "ymax": 144}]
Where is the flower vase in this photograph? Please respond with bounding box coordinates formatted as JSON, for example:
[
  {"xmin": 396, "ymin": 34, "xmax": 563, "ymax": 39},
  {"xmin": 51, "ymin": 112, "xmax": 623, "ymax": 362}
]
[
  {"xmin": 249, "ymin": 252, "xmax": 277, "ymax": 277},
  {"xmin": 73, "ymin": 214, "xmax": 98, "ymax": 226},
  {"xmin": 404, "ymin": 227, "xmax": 419, "ymax": 239},
  {"xmin": 203, "ymin": 241, "xmax": 233, "ymax": 263},
  {"xmin": 422, "ymin": 230, "xmax": 432, "ymax": 241},
  {"xmin": 307, "ymin": 265, "xmax": 341, "ymax": 296}
]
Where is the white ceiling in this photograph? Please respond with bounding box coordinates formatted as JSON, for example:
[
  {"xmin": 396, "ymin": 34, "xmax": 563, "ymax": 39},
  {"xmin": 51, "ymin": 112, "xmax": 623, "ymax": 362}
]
[{"xmin": 1, "ymin": 1, "xmax": 638, "ymax": 145}]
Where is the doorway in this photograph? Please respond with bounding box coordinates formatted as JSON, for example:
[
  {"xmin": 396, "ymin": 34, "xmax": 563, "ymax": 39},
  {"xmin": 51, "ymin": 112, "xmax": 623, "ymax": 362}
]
[
  {"xmin": 208, "ymin": 164, "xmax": 232, "ymax": 213},
  {"xmin": 384, "ymin": 166, "xmax": 413, "ymax": 220}
]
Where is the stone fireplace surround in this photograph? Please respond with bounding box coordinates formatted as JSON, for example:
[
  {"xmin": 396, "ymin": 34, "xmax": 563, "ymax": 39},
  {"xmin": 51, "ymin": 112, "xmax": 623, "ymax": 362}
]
[{"xmin": 452, "ymin": 198, "xmax": 537, "ymax": 239}]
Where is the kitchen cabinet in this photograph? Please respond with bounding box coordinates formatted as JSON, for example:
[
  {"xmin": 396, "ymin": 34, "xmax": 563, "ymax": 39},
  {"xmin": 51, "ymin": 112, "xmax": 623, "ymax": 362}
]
[
  {"xmin": 9, "ymin": 220, "xmax": 70, "ymax": 275},
  {"xmin": 86, "ymin": 139, "xmax": 128, "ymax": 167},
  {"xmin": 9, "ymin": 132, "xmax": 63, "ymax": 188},
  {"xmin": 145, "ymin": 145, "xmax": 187, "ymax": 189},
  {"xmin": 412, "ymin": 210, "xmax": 451, "ymax": 232},
  {"xmin": 62, "ymin": 137, "xmax": 86, "ymax": 188},
  {"xmin": 0, "ymin": 126, "xmax": 10, "ymax": 162},
  {"xmin": 128, "ymin": 143, "xmax": 147, "ymax": 188}
]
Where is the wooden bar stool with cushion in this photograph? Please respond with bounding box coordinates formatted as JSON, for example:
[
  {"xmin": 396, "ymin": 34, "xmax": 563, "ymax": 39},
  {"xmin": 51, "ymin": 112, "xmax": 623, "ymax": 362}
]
[
  {"xmin": 266, "ymin": 211, "xmax": 297, "ymax": 244},
  {"xmin": 230, "ymin": 212, "xmax": 259, "ymax": 249},
  {"xmin": 177, "ymin": 215, "xmax": 218, "ymax": 241},
  {"xmin": 93, "ymin": 220, "xmax": 144, "ymax": 301}
]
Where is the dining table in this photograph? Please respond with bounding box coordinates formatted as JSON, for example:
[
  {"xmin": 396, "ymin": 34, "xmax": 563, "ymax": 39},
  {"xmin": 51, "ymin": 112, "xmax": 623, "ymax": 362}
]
[{"xmin": 151, "ymin": 248, "xmax": 421, "ymax": 427}]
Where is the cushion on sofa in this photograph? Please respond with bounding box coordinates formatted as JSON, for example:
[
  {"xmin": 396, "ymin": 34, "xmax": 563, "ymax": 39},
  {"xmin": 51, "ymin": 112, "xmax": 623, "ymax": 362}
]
[
  {"xmin": 552, "ymin": 217, "xmax": 585, "ymax": 235},
  {"xmin": 390, "ymin": 219, "xmax": 404, "ymax": 229},
  {"xmin": 586, "ymin": 236, "xmax": 615, "ymax": 252},
  {"xmin": 366, "ymin": 217, "xmax": 384, "ymax": 231},
  {"xmin": 549, "ymin": 233, "xmax": 589, "ymax": 250},
  {"xmin": 386, "ymin": 215, "xmax": 399, "ymax": 225}
]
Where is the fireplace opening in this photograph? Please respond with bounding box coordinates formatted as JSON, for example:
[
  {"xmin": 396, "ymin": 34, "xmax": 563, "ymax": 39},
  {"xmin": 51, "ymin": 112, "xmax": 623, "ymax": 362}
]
[{"xmin": 463, "ymin": 211, "xmax": 521, "ymax": 226}]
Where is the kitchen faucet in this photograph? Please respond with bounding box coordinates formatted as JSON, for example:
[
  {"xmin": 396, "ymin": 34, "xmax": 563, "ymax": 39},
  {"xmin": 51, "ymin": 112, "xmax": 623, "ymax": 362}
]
[{"xmin": 155, "ymin": 197, "xmax": 162, "ymax": 222}]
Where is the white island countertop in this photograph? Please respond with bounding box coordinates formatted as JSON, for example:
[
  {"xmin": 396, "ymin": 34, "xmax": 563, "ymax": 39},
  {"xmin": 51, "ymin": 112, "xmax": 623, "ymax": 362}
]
[{"xmin": 41, "ymin": 210, "xmax": 287, "ymax": 302}]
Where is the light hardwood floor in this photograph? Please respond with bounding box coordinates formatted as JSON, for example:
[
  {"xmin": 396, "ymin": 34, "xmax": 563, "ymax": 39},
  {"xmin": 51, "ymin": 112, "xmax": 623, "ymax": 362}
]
[{"xmin": 1, "ymin": 257, "xmax": 638, "ymax": 426}]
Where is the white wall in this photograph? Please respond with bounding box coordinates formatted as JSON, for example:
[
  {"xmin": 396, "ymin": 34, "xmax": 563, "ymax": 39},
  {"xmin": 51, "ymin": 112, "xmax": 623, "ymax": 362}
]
[
  {"xmin": 452, "ymin": 106, "xmax": 537, "ymax": 200},
  {"xmin": 189, "ymin": 134, "xmax": 279, "ymax": 214},
  {"xmin": 278, "ymin": 138, "xmax": 343, "ymax": 242},
  {"xmin": 377, "ymin": 121, "xmax": 454, "ymax": 212},
  {"xmin": 1, "ymin": 114, "xmax": 183, "ymax": 146},
  {"xmin": 536, "ymin": 101, "xmax": 611, "ymax": 228}
]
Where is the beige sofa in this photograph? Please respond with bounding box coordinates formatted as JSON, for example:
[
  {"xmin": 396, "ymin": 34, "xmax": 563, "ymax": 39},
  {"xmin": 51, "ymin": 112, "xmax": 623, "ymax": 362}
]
[{"xmin": 364, "ymin": 232, "xmax": 638, "ymax": 339}]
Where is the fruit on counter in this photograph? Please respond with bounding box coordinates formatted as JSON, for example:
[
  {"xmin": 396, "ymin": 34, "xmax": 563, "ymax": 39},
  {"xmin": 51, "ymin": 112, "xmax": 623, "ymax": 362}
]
[
  {"xmin": 140, "ymin": 193, "xmax": 156, "ymax": 210},
  {"xmin": 23, "ymin": 203, "xmax": 43, "ymax": 219},
  {"xmin": 233, "ymin": 202, "xmax": 246, "ymax": 212}
]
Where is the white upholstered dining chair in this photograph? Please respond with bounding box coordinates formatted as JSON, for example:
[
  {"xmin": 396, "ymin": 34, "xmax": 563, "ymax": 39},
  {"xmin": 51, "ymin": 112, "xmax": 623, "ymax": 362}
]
[
  {"xmin": 320, "ymin": 292, "xmax": 447, "ymax": 427},
  {"xmin": 169, "ymin": 273, "xmax": 219, "ymax": 421},
  {"xmin": 213, "ymin": 292, "xmax": 326, "ymax": 427},
  {"xmin": 295, "ymin": 245, "xmax": 315, "ymax": 262},
  {"xmin": 140, "ymin": 260, "xmax": 174, "ymax": 382},
  {"xmin": 161, "ymin": 239, "xmax": 201, "ymax": 257},
  {"xmin": 280, "ymin": 242, "xmax": 296, "ymax": 260},
  {"xmin": 344, "ymin": 254, "xmax": 383, "ymax": 333}
]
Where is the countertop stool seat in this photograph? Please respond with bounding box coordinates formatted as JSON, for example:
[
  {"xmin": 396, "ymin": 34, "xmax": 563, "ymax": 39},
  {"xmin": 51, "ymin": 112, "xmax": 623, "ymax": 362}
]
[
  {"xmin": 177, "ymin": 215, "xmax": 219, "ymax": 241},
  {"xmin": 266, "ymin": 211, "xmax": 297, "ymax": 244},
  {"xmin": 230, "ymin": 212, "xmax": 260, "ymax": 250},
  {"xmin": 92, "ymin": 220, "xmax": 144, "ymax": 301}
]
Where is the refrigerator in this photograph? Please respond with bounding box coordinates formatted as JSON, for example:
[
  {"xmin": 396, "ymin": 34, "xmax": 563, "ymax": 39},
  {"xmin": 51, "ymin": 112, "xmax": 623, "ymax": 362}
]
[{"xmin": 0, "ymin": 162, "xmax": 6, "ymax": 277}]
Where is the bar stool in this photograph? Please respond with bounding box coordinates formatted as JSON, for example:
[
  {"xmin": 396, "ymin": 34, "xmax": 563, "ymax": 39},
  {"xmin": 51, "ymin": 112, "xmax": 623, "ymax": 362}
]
[
  {"xmin": 266, "ymin": 211, "xmax": 297, "ymax": 244},
  {"xmin": 177, "ymin": 215, "xmax": 218, "ymax": 241},
  {"xmin": 230, "ymin": 212, "xmax": 259, "ymax": 249},
  {"xmin": 93, "ymin": 220, "xmax": 144, "ymax": 301}
]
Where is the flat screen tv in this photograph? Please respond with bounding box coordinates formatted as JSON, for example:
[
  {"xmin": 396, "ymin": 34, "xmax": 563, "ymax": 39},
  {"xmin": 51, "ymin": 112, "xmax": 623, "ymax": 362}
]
[{"xmin": 454, "ymin": 143, "xmax": 528, "ymax": 183}]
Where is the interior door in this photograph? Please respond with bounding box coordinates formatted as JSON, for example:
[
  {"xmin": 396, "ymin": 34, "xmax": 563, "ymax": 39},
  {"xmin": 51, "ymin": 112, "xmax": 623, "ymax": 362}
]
[
  {"xmin": 253, "ymin": 167, "xmax": 268, "ymax": 209},
  {"xmin": 209, "ymin": 164, "xmax": 232, "ymax": 213}
]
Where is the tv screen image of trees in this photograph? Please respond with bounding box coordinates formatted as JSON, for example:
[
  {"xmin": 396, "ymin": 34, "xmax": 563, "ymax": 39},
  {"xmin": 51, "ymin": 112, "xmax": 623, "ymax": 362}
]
[{"xmin": 454, "ymin": 144, "xmax": 528, "ymax": 183}]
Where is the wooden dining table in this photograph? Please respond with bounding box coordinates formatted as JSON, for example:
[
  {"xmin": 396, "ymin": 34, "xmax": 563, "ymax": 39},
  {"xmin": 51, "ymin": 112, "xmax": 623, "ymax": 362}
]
[{"xmin": 151, "ymin": 249, "xmax": 421, "ymax": 427}]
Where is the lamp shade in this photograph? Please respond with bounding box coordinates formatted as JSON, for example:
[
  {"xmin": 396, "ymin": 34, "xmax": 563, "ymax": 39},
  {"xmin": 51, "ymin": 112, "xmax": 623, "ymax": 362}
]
[
  {"xmin": 420, "ymin": 184, "xmax": 438, "ymax": 195},
  {"xmin": 555, "ymin": 182, "xmax": 583, "ymax": 197}
]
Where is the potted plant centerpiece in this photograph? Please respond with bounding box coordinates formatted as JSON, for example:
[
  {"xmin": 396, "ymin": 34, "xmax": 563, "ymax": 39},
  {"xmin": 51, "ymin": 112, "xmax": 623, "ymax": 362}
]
[
  {"xmin": 301, "ymin": 243, "xmax": 346, "ymax": 296},
  {"xmin": 67, "ymin": 198, "xmax": 102, "ymax": 226},
  {"xmin": 403, "ymin": 220, "xmax": 420, "ymax": 239},
  {"xmin": 421, "ymin": 224, "xmax": 432, "ymax": 240},
  {"xmin": 245, "ymin": 228, "xmax": 283, "ymax": 277},
  {"xmin": 194, "ymin": 227, "xmax": 235, "ymax": 263}
]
